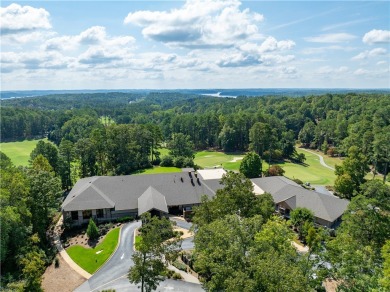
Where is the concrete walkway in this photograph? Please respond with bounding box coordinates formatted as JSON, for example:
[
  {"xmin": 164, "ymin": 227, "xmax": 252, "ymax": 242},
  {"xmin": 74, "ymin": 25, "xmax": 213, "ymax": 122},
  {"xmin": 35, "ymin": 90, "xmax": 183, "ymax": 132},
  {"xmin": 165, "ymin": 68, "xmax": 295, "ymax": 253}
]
[
  {"xmin": 299, "ymin": 148, "xmax": 335, "ymax": 171},
  {"xmin": 168, "ymin": 264, "xmax": 200, "ymax": 284},
  {"xmin": 53, "ymin": 216, "xmax": 92, "ymax": 279}
]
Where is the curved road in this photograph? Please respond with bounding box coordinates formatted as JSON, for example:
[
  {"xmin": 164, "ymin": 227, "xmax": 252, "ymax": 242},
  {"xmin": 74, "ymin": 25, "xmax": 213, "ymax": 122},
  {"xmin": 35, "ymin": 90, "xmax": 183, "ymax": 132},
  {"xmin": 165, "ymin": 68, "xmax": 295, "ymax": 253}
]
[
  {"xmin": 75, "ymin": 220, "xmax": 201, "ymax": 292},
  {"xmin": 299, "ymin": 148, "xmax": 335, "ymax": 171}
]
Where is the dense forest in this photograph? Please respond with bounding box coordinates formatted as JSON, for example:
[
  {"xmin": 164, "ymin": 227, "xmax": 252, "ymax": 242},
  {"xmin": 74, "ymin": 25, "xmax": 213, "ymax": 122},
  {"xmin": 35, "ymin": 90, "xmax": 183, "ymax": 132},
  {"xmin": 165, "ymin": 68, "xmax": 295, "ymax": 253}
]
[
  {"xmin": 2, "ymin": 92, "xmax": 389, "ymax": 176},
  {"xmin": 1, "ymin": 91, "xmax": 389, "ymax": 290}
]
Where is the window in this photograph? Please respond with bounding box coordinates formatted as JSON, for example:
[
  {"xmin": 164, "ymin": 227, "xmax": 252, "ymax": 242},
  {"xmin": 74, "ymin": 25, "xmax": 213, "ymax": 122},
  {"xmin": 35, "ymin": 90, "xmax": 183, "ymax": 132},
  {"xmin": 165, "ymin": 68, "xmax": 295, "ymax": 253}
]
[
  {"xmin": 82, "ymin": 210, "xmax": 92, "ymax": 219},
  {"xmin": 96, "ymin": 209, "xmax": 104, "ymax": 218},
  {"xmin": 71, "ymin": 211, "xmax": 78, "ymax": 220}
]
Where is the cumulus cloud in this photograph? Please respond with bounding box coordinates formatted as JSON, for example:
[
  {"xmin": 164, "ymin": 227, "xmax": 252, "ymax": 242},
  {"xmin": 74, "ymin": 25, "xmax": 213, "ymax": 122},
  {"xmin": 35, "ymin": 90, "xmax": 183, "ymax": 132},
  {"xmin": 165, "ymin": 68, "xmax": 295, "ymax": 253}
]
[
  {"xmin": 43, "ymin": 26, "xmax": 136, "ymax": 51},
  {"xmin": 124, "ymin": 0, "xmax": 264, "ymax": 48},
  {"xmin": 0, "ymin": 3, "xmax": 51, "ymax": 34},
  {"xmin": 240, "ymin": 37, "xmax": 295, "ymax": 54},
  {"xmin": 305, "ymin": 33, "xmax": 357, "ymax": 43},
  {"xmin": 351, "ymin": 48, "xmax": 387, "ymax": 60},
  {"xmin": 362, "ymin": 29, "xmax": 390, "ymax": 44},
  {"xmin": 1, "ymin": 51, "xmax": 72, "ymax": 71},
  {"xmin": 317, "ymin": 66, "xmax": 349, "ymax": 75},
  {"xmin": 216, "ymin": 53, "xmax": 261, "ymax": 67},
  {"xmin": 78, "ymin": 47, "xmax": 124, "ymax": 65}
]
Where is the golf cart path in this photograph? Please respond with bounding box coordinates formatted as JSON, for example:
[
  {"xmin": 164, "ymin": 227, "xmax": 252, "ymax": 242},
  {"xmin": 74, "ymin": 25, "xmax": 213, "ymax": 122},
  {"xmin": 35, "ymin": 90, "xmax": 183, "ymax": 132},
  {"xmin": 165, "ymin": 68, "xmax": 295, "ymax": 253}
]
[{"xmin": 299, "ymin": 148, "xmax": 335, "ymax": 171}]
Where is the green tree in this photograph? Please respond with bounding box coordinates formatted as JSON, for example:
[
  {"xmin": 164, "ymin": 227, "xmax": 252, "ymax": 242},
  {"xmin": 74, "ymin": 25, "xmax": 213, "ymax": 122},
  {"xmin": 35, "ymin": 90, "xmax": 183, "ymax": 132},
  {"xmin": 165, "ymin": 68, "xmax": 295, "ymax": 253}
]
[
  {"xmin": 193, "ymin": 172, "xmax": 274, "ymax": 226},
  {"xmin": 250, "ymin": 216, "xmax": 312, "ymax": 291},
  {"xmin": 298, "ymin": 121, "xmax": 316, "ymax": 147},
  {"xmin": 325, "ymin": 181, "xmax": 390, "ymax": 290},
  {"xmin": 290, "ymin": 207, "xmax": 315, "ymax": 241},
  {"xmin": 0, "ymin": 152, "xmax": 30, "ymax": 269},
  {"xmin": 75, "ymin": 138, "xmax": 97, "ymax": 178},
  {"xmin": 28, "ymin": 156, "xmax": 62, "ymax": 241},
  {"xmin": 18, "ymin": 234, "xmax": 46, "ymax": 292},
  {"xmin": 194, "ymin": 215, "xmax": 263, "ymax": 291},
  {"xmin": 128, "ymin": 213, "xmax": 180, "ymax": 292},
  {"xmin": 32, "ymin": 154, "xmax": 53, "ymax": 172},
  {"xmin": 240, "ymin": 152, "xmax": 262, "ymax": 178},
  {"xmin": 59, "ymin": 139, "xmax": 75, "ymax": 189},
  {"xmin": 168, "ymin": 133, "xmax": 194, "ymax": 158},
  {"xmin": 30, "ymin": 140, "xmax": 59, "ymax": 174},
  {"xmin": 249, "ymin": 122, "xmax": 271, "ymax": 156},
  {"xmin": 380, "ymin": 240, "xmax": 390, "ymax": 290},
  {"xmin": 86, "ymin": 219, "xmax": 99, "ymax": 241},
  {"xmin": 334, "ymin": 146, "xmax": 369, "ymax": 199}
]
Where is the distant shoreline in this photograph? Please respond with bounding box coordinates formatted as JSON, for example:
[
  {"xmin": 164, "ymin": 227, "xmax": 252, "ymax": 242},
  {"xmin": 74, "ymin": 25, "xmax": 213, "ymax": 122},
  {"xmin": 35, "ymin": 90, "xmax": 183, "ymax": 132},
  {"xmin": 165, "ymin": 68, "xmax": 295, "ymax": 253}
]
[{"xmin": 1, "ymin": 88, "xmax": 389, "ymax": 100}]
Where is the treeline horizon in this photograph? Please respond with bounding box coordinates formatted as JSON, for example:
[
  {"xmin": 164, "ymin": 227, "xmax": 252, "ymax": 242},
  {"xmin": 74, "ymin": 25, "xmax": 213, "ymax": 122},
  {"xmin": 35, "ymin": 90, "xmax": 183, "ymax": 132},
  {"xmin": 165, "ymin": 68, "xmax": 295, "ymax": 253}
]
[{"xmin": 1, "ymin": 92, "xmax": 389, "ymax": 177}]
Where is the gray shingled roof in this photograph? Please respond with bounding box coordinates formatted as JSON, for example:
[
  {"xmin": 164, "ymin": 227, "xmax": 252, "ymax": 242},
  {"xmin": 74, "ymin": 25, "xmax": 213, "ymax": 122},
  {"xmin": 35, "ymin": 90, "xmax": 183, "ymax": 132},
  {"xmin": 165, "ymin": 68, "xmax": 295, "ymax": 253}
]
[
  {"xmin": 62, "ymin": 177, "xmax": 115, "ymax": 211},
  {"xmin": 138, "ymin": 186, "xmax": 168, "ymax": 215},
  {"xmin": 62, "ymin": 172, "xmax": 215, "ymax": 212},
  {"xmin": 251, "ymin": 176, "xmax": 349, "ymax": 222}
]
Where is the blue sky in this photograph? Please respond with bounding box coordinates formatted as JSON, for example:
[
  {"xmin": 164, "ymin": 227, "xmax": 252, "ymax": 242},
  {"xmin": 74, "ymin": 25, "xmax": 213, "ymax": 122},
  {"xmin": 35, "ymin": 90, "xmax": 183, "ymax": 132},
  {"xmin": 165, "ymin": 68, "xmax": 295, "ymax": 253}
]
[{"xmin": 1, "ymin": 1, "xmax": 389, "ymax": 90}]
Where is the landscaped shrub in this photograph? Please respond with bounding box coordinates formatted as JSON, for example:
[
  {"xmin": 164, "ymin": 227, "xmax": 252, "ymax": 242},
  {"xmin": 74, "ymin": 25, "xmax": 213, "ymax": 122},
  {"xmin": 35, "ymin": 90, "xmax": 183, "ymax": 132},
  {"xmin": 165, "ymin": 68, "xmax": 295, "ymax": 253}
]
[
  {"xmin": 160, "ymin": 155, "xmax": 174, "ymax": 167},
  {"xmin": 173, "ymin": 260, "xmax": 187, "ymax": 271},
  {"xmin": 165, "ymin": 269, "xmax": 175, "ymax": 278},
  {"xmin": 172, "ymin": 272, "xmax": 183, "ymax": 280},
  {"xmin": 173, "ymin": 156, "xmax": 185, "ymax": 168},
  {"xmin": 292, "ymin": 178, "xmax": 303, "ymax": 185},
  {"xmin": 116, "ymin": 216, "xmax": 134, "ymax": 223},
  {"xmin": 263, "ymin": 165, "xmax": 285, "ymax": 177},
  {"xmin": 86, "ymin": 218, "xmax": 99, "ymax": 240},
  {"xmin": 183, "ymin": 157, "xmax": 194, "ymax": 167}
]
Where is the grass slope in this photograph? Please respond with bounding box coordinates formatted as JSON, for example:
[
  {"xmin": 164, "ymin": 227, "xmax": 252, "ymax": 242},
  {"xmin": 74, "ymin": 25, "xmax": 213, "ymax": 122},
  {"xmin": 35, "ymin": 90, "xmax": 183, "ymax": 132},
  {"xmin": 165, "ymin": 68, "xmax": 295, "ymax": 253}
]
[
  {"xmin": 0, "ymin": 138, "xmax": 48, "ymax": 166},
  {"xmin": 194, "ymin": 149, "xmax": 336, "ymax": 185},
  {"xmin": 195, "ymin": 151, "xmax": 244, "ymax": 169},
  {"xmin": 66, "ymin": 227, "xmax": 120, "ymax": 274},
  {"xmin": 134, "ymin": 166, "xmax": 182, "ymax": 174}
]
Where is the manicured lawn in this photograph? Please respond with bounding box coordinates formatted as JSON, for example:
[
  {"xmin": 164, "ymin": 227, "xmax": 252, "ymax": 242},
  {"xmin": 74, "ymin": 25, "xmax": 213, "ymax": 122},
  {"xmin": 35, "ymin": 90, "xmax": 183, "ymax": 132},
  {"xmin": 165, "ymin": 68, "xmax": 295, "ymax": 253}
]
[
  {"xmin": 0, "ymin": 138, "xmax": 48, "ymax": 166},
  {"xmin": 295, "ymin": 148, "xmax": 342, "ymax": 169},
  {"xmin": 194, "ymin": 149, "xmax": 335, "ymax": 185},
  {"xmin": 194, "ymin": 151, "xmax": 244, "ymax": 169},
  {"xmin": 134, "ymin": 166, "xmax": 182, "ymax": 175},
  {"xmin": 66, "ymin": 227, "xmax": 120, "ymax": 274}
]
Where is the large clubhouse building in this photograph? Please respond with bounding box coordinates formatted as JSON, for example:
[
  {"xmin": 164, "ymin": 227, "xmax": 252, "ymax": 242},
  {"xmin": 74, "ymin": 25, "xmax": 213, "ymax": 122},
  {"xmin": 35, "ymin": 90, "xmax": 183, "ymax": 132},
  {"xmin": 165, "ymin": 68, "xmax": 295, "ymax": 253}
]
[{"xmin": 62, "ymin": 169, "xmax": 349, "ymax": 229}]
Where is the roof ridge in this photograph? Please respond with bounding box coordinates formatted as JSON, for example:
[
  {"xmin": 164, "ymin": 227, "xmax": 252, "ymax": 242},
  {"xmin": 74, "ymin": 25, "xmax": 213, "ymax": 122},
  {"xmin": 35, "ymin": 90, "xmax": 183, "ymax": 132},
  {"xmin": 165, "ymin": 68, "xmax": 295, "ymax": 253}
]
[{"xmin": 91, "ymin": 184, "xmax": 115, "ymax": 207}]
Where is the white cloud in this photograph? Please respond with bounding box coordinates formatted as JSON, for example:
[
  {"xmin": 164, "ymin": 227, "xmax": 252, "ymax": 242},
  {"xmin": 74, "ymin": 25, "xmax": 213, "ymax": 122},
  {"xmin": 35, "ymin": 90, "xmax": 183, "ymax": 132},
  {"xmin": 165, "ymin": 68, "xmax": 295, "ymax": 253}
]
[
  {"xmin": 216, "ymin": 52, "xmax": 261, "ymax": 67},
  {"xmin": 0, "ymin": 3, "xmax": 51, "ymax": 34},
  {"xmin": 354, "ymin": 68, "xmax": 369, "ymax": 75},
  {"xmin": 351, "ymin": 48, "xmax": 387, "ymax": 60},
  {"xmin": 1, "ymin": 51, "xmax": 72, "ymax": 71},
  {"xmin": 78, "ymin": 47, "xmax": 124, "ymax": 65},
  {"xmin": 43, "ymin": 26, "xmax": 136, "ymax": 51},
  {"xmin": 317, "ymin": 66, "xmax": 349, "ymax": 75},
  {"xmin": 301, "ymin": 45, "xmax": 356, "ymax": 55},
  {"xmin": 124, "ymin": 0, "xmax": 263, "ymax": 48},
  {"xmin": 362, "ymin": 29, "xmax": 390, "ymax": 44},
  {"xmin": 79, "ymin": 26, "xmax": 106, "ymax": 45},
  {"xmin": 305, "ymin": 33, "xmax": 357, "ymax": 43},
  {"xmin": 377, "ymin": 60, "xmax": 387, "ymax": 65}
]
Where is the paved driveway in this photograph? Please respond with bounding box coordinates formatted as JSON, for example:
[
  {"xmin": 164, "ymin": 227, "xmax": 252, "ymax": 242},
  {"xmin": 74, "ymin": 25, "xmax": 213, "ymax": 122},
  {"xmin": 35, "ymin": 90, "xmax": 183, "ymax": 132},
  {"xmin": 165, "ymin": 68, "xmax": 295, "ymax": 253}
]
[{"xmin": 74, "ymin": 221, "xmax": 203, "ymax": 292}]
